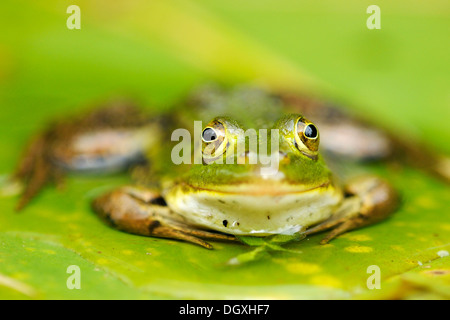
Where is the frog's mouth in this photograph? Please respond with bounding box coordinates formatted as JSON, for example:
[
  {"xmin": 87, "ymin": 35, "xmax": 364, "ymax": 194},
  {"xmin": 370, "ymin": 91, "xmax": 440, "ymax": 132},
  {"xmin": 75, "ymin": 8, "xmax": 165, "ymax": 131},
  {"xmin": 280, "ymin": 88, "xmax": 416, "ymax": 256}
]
[
  {"xmin": 179, "ymin": 162, "xmax": 335, "ymax": 197},
  {"xmin": 166, "ymin": 179, "xmax": 342, "ymax": 236},
  {"xmin": 184, "ymin": 180, "xmax": 332, "ymax": 196}
]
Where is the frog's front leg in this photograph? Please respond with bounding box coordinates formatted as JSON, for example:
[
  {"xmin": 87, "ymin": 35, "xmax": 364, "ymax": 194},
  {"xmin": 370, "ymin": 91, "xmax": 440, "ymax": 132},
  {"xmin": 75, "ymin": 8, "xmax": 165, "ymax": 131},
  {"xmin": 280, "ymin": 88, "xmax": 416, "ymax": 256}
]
[
  {"xmin": 305, "ymin": 175, "xmax": 399, "ymax": 244},
  {"xmin": 92, "ymin": 186, "xmax": 236, "ymax": 249}
]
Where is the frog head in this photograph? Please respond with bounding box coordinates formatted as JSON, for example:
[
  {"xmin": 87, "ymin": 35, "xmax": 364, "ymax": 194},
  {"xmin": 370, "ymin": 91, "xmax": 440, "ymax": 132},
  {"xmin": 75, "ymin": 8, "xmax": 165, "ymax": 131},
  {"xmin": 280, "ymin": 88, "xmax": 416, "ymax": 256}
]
[{"xmin": 165, "ymin": 114, "xmax": 342, "ymax": 236}]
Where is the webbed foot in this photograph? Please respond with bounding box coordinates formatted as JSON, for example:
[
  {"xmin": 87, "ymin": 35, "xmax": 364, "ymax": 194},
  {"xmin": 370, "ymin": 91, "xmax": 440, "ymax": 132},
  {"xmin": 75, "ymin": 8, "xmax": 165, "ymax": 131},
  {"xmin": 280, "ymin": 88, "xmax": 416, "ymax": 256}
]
[
  {"xmin": 92, "ymin": 186, "xmax": 236, "ymax": 249},
  {"xmin": 304, "ymin": 175, "xmax": 399, "ymax": 244}
]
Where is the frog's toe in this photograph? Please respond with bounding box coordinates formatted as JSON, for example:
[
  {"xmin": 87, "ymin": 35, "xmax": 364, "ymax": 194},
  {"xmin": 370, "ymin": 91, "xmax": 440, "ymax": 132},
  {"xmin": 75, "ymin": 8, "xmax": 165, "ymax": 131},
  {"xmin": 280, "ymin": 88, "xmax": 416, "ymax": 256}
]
[
  {"xmin": 305, "ymin": 175, "xmax": 399, "ymax": 244},
  {"xmin": 179, "ymin": 228, "xmax": 237, "ymax": 242},
  {"xmin": 317, "ymin": 219, "xmax": 364, "ymax": 245},
  {"xmin": 91, "ymin": 186, "xmax": 235, "ymax": 249}
]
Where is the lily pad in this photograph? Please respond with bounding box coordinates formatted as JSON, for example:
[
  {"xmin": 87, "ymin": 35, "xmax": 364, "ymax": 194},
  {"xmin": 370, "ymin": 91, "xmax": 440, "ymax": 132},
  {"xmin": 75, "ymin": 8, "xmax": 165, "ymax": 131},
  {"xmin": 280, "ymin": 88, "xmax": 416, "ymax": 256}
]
[{"xmin": 0, "ymin": 0, "xmax": 449, "ymax": 299}]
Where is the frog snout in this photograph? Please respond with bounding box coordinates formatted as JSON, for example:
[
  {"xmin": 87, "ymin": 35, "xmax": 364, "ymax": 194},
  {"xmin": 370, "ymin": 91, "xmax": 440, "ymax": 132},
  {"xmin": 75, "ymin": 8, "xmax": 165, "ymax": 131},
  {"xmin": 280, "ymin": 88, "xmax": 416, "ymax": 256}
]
[{"xmin": 238, "ymin": 150, "xmax": 287, "ymax": 164}]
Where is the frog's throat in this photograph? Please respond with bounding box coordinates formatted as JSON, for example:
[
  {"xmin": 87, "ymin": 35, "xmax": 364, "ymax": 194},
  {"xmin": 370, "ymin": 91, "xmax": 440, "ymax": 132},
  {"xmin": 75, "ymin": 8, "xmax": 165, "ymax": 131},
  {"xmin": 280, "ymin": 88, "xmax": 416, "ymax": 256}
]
[{"xmin": 165, "ymin": 181, "xmax": 342, "ymax": 236}]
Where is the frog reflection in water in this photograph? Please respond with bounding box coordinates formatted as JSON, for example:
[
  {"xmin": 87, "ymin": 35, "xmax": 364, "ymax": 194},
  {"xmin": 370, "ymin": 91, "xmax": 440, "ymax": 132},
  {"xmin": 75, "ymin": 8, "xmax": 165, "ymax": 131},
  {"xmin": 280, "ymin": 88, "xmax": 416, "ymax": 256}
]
[{"xmin": 16, "ymin": 85, "xmax": 448, "ymax": 249}]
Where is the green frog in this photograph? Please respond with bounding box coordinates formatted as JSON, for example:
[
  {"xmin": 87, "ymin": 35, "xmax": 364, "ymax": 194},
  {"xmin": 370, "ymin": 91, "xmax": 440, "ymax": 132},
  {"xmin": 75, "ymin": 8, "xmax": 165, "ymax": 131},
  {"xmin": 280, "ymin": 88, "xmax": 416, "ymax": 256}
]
[{"xmin": 11, "ymin": 85, "xmax": 415, "ymax": 249}]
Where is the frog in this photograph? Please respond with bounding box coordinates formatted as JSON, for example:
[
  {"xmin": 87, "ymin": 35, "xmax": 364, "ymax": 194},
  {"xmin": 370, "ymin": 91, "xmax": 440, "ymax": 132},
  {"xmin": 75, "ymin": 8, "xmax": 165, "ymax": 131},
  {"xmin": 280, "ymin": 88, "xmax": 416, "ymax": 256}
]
[{"xmin": 11, "ymin": 85, "xmax": 419, "ymax": 249}]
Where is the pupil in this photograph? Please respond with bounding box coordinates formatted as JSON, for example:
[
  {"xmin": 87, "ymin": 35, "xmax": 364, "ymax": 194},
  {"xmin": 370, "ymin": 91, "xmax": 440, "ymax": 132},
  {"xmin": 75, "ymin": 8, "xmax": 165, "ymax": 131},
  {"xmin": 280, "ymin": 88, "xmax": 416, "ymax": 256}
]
[
  {"xmin": 304, "ymin": 124, "xmax": 317, "ymax": 138},
  {"xmin": 202, "ymin": 128, "xmax": 217, "ymax": 141}
]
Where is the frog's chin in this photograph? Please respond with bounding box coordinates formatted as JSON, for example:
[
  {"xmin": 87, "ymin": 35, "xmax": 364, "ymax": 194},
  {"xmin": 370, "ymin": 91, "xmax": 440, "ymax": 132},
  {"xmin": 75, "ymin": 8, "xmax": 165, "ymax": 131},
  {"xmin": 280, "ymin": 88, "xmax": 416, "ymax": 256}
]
[{"xmin": 165, "ymin": 181, "xmax": 343, "ymax": 236}]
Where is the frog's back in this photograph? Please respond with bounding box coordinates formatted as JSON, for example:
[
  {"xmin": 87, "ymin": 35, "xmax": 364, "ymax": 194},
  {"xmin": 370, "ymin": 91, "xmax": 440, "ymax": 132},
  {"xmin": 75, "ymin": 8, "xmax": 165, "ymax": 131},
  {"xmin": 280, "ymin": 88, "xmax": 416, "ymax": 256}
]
[{"xmin": 186, "ymin": 85, "xmax": 284, "ymax": 129}]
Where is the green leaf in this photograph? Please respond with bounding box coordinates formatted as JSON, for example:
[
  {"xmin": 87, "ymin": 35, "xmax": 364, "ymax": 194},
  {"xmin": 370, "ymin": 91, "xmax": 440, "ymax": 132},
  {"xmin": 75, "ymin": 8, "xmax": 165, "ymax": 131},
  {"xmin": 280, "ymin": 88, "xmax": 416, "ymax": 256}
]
[
  {"xmin": 226, "ymin": 246, "xmax": 270, "ymax": 266},
  {"xmin": 231, "ymin": 234, "xmax": 304, "ymax": 265},
  {"xmin": 0, "ymin": 0, "xmax": 449, "ymax": 300},
  {"xmin": 268, "ymin": 233, "xmax": 306, "ymax": 244},
  {"xmin": 236, "ymin": 236, "xmax": 268, "ymax": 247}
]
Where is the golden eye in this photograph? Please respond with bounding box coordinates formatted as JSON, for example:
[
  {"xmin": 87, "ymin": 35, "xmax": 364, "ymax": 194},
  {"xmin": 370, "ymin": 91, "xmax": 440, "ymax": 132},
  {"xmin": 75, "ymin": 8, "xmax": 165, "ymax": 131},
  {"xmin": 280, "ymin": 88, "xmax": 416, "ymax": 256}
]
[
  {"xmin": 294, "ymin": 117, "xmax": 320, "ymax": 158},
  {"xmin": 202, "ymin": 120, "xmax": 227, "ymax": 163}
]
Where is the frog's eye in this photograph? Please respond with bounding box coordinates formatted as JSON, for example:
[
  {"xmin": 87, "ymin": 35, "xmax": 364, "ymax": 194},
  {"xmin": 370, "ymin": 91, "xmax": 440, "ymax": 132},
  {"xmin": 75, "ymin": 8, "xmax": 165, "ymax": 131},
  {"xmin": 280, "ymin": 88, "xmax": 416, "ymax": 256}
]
[
  {"xmin": 202, "ymin": 120, "xmax": 228, "ymax": 163},
  {"xmin": 294, "ymin": 117, "xmax": 320, "ymax": 159},
  {"xmin": 304, "ymin": 124, "xmax": 318, "ymax": 139},
  {"xmin": 202, "ymin": 127, "xmax": 218, "ymax": 142}
]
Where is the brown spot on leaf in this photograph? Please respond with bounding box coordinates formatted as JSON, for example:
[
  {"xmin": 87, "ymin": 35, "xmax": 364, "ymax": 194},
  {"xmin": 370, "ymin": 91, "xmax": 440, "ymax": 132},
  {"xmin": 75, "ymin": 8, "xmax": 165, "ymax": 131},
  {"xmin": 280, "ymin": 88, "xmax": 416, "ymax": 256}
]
[{"xmin": 423, "ymin": 269, "xmax": 450, "ymax": 276}]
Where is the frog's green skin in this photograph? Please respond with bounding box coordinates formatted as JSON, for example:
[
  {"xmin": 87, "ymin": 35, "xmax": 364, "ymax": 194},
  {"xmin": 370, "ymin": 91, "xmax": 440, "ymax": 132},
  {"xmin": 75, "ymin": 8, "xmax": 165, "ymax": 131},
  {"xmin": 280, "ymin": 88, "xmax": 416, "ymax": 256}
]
[
  {"xmin": 14, "ymin": 86, "xmax": 399, "ymax": 249},
  {"xmin": 164, "ymin": 113, "xmax": 339, "ymax": 236}
]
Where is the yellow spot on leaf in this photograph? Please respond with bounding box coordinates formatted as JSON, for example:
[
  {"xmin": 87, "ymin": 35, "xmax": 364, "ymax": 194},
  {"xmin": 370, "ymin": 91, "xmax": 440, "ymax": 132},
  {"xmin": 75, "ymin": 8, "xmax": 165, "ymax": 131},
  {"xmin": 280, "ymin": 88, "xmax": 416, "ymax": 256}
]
[
  {"xmin": 284, "ymin": 262, "xmax": 322, "ymax": 275},
  {"xmin": 121, "ymin": 250, "xmax": 134, "ymax": 255},
  {"xmin": 96, "ymin": 258, "xmax": 109, "ymax": 265},
  {"xmin": 25, "ymin": 247, "xmax": 36, "ymax": 252},
  {"xmin": 345, "ymin": 246, "xmax": 373, "ymax": 253},
  {"xmin": 310, "ymin": 275, "xmax": 342, "ymax": 288},
  {"xmin": 415, "ymin": 196, "xmax": 438, "ymax": 209},
  {"xmin": 10, "ymin": 272, "xmax": 30, "ymax": 280}
]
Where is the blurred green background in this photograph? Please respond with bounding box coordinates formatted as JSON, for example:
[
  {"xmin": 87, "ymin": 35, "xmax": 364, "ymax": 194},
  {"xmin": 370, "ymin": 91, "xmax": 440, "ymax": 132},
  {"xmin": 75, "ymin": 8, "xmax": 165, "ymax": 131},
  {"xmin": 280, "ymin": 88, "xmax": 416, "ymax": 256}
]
[{"xmin": 0, "ymin": 0, "xmax": 449, "ymax": 299}]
